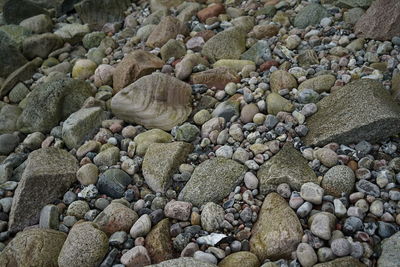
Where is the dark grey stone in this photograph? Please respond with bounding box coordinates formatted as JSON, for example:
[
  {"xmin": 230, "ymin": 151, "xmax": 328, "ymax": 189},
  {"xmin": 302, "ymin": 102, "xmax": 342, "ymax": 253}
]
[
  {"xmin": 294, "ymin": 3, "xmax": 329, "ymax": 29},
  {"xmin": 97, "ymin": 169, "xmax": 132, "ymax": 198},
  {"xmin": 3, "ymin": 0, "xmax": 49, "ymax": 24},
  {"xmin": 0, "ymin": 31, "xmax": 27, "ymax": 78}
]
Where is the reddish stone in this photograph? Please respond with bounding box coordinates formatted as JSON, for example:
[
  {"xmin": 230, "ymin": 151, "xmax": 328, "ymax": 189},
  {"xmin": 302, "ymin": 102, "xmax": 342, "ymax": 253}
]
[
  {"xmin": 259, "ymin": 60, "xmax": 279, "ymax": 71},
  {"xmin": 195, "ymin": 30, "xmax": 216, "ymax": 42},
  {"xmin": 41, "ymin": 136, "xmax": 54, "ymax": 148},
  {"xmin": 197, "ymin": 3, "xmax": 225, "ymax": 23},
  {"xmin": 190, "ymin": 67, "xmax": 240, "ymax": 90}
]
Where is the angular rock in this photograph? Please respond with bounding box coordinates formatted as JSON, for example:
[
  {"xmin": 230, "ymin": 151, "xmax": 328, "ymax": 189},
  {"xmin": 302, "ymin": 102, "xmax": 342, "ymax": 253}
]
[
  {"xmin": 202, "ymin": 27, "xmax": 247, "ymax": 63},
  {"xmin": 93, "ymin": 202, "xmax": 138, "ymax": 235},
  {"xmin": 0, "ymin": 31, "xmax": 27, "ymax": 78},
  {"xmin": 160, "ymin": 39, "xmax": 186, "ymax": 61},
  {"xmin": 314, "ymin": 256, "xmax": 365, "ymax": 267},
  {"xmin": 3, "ymin": 0, "xmax": 49, "ymax": 24},
  {"xmin": 22, "ymin": 33, "xmax": 63, "ymax": 60},
  {"xmin": 190, "ymin": 67, "xmax": 240, "ymax": 90},
  {"xmin": 142, "ymin": 142, "xmax": 193, "ymax": 192},
  {"xmin": 294, "ymin": 3, "xmax": 329, "ymax": 29},
  {"xmin": 178, "ymin": 157, "xmax": 246, "ymax": 207},
  {"xmin": 266, "ymin": 93, "xmax": 295, "ymax": 115},
  {"xmin": 9, "ymin": 148, "xmax": 78, "ymax": 232},
  {"xmin": 62, "ymin": 107, "xmax": 107, "ymax": 149},
  {"xmin": 148, "ymin": 257, "xmax": 217, "ymax": 267},
  {"xmin": 0, "ymin": 228, "xmax": 67, "ymax": 267},
  {"xmin": 113, "ymin": 50, "xmax": 164, "ymax": 91},
  {"xmin": 145, "ymin": 218, "xmax": 173, "ymax": 264},
  {"xmin": 378, "ymin": 232, "xmax": 400, "ymax": 267},
  {"xmin": 58, "ymin": 222, "xmax": 109, "ymax": 267},
  {"xmin": 0, "ymin": 58, "xmax": 42, "ymax": 97},
  {"xmin": 146, "ymin": 16, "xmax": 188, "ymax": 48},
  {"xmin": 303, "ymin": 79, "xmax": 400, "ymax": 146},
  {"xmin": 75, "ymin": 0, "xmax": 131, "ymax": 30},
  {"xmin": 250, "ymin": 192, "xmax": 303, "ymax": 261},
  {"xmin": 17, "ymin": 78, "xmax": 93, "ymax": 133},
  {"xmin": 120, "ymin": 246, "xmax": 151, "ymax": 267},
  {"xmin": 133, "ymin": 129, "xmax": 173, "ymax": 156},
  {"xmin": 111, "ymin": 73, "xmax": 192, "ymax": 131},
  {"xmin": 355, "ymin": 0, "xmax": 400, "ymax": 41},
  {"xmin": 257, "ymin": 143, "xmax": 318, "ymax": 194}
]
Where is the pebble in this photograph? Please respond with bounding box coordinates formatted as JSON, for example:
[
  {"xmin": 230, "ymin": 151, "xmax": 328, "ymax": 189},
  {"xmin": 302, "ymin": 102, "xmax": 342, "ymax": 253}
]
[{"xmin": 300, "ymin": 182, "xmax": 324, "ymax": 205}]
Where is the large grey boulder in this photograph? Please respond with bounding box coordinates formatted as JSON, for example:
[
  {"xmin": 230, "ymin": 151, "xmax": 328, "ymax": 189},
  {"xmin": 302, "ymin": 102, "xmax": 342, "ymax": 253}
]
[
  {"xmin": 303, "ymin": 79, "xmax": 400, "ymax": 146},
  {"xmin": 62, "ymin": 107, "xmax": 108, "ymax": 149},
  {"xmin": 0, "ymin": 31, "xmax": 27, "ymax": 78},
  {"xmin": 257, "ymin": 143, "xmax": 318, "ymax": 194},
  {"xmin": 377, "ymin": 232, "xmax": 400, "ymax": 267},
  {"xmin": 142, "ymin": 142, "xmax": 193, "ymax": 193},
  {"xmin": 178, "ymin": 157, "xmax": 246, "ymax": 207},
  {"xmin": 0, "ymin": 228, "xmax": 67, "ymax": 267},
  {"xmin": 8, "ymin": 148, "xmax": 78, "ymax": 232},
  {"xmin": 17, "ymin": 78, "xmax": 93, "ymax": 133}
]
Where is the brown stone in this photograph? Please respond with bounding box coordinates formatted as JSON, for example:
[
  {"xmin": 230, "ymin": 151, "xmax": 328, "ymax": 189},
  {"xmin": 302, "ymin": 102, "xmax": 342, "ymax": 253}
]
[
  {"xmin": 190, "ymin": 67, "xmax": 240, "ymax": 90},
  {"xmin": 197, "ymin": 3, "xmax": 225, "ymax": 23},
  {"xmin": 355, "ymin": 0, "xmax": 400, "ymax": 41},
  {"xmin": 195, "ymin": 30, "xmax": 215, "ymax": 42},
  {"xmin": 146, "ymin": 16, "xmax": 189, "ymax": 48},
  {"xmin": 93, "ymin": 202, "xmax": 138, "ymax": 235},
  {"xmin": 113, "ymin": 50, "xmax": 164, "ymax": 91},
  {"xmin": 145, "ymin": 218, "xmax": 173, "ymax": 264},
  {"xmin": 250, "ymin": 24, "xmax": 279, "ymax": 39}
]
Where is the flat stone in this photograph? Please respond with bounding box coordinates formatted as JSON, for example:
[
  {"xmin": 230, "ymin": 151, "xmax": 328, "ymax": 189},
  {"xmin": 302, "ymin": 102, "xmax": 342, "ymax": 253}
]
[
  {"xmin": 145, "ymin": 218, "xmax": 173, "ymax": 264},
  {"xmin": 178, "ymin": 157, "xmax": 246, "ymax": 207},
  {"xmin": 58, "ymin": 222, "xmax": 109, "ymax": 267},
  {"xmin": 257, "ymin": 143, "xmax": 317, "ymax": 194},
  {"xmin": 54, "ymin": 23, "xmax": 90, "ymax": 44},
  {"xmin": 19, "ymin": 14, "xmax": 53, "ymax": 34},
  {"xmin": 75, "ymin": 0, "xmax": 131, "ymax": 30},
  {"xmin": 202, "ymin": 26, "xmax": 247, "ymax": 63},
  {"xmin": 9, "ymin": 148, "xmax": 78, "ymax": 233},
  {"xmin": 113, "ymin": 50, "xmax": 164, "ymax": 91},
  {"xmin": 22, "ymin": 33, "xmax": 63, "ymax": 60},
  {"xmin": 93, "ymin": 202, "xmax": 138, "ymax": 235},
  {"xmin": 134, "ymin": 129, "xmax": 173, "ymax": 156},
  {"xmin": 355, "ymin": 0, "xmax": 400, "ymax": 41},
  {"xmin": 62, "ymin": 107, "xmax": 107, "ymax": 149},
  {"xmin": 142, "ymin": 142, "xmax": 193, "ymax": 192},
  {"xmin": 294, "ymin": 3, "xmax": 329, "ymax": 29},
  {"xmin": 147, "ymin": 257, "xmax": 217, "ymax": 267},
  {"xmin": 250, "ymin": 192, "xmax": 303, "ymax": 261},
  {"xmin": 190, "ymin": 67, "xmax": 240, "ymax": 90},
  {"xmin": 111, "ymin": 73, "xmax": 192, "ymax": 131},
  {"xmin": 146, "ymin": 16, "xmax": 188, "ymax": 48},
  {"xmin": 0, "ymin": 228, "xmax": 67, "ymax": 267},
  {"xmin": 298, "ymin": 75, "xmax": 336, "ymax": 93},
  {"xmin": 213, "ymin": 59, "xmax": 255, "ymax": 73},
  {"xmin": 314, "ymin": 256, "xmax": 365, "ymax": 267},
  {"xmin": 219, "ymin": 251, "xmax": 259, "ymax": 267},
  {"xmin": 17, "ymin": 78, "xmax": 93, "ymax": 133},
  {"xmin": 336, "ymin": 0, "xmax": 373, "ymax": 8},
  {"xmin": 303, "ymin": 79, "xmax": 400, "ymax": 146}
]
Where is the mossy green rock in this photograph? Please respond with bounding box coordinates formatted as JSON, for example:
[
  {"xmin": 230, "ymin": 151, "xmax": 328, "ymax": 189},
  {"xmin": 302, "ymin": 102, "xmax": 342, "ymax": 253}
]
[
  {"xmin": 202, "ymin": 27, "xmax": 247, "ymax": 63},
  {"xmin": 0, "ymin": 25, "xmax": 32, "ymax": 50},
  {"xmin": 257, "ymin": 143, "xmax": 318, "ymax": 194},
  {"xmin": 58, "ymin": 222, "xmax": 109, "ymax": 267},
  {"xmin": 294, "ymin": 3, "xmax": 329, "ymax": 29},
  {"xmin": 133, "ymin": 129, "xmax": 173, "ymax": 156},
  {"xmin": 303, "ymin": 79, "xmax": 400, "ymax": 146},
  {"xmin": 82, "ymin": 31, "xmax": 106, "ymax": 49},
  {"xmin": 0, "ymin": 105, "xmax": 22, "ymax": 134},
  {"xmin": 266, "ymin": 93, "xmax": 295, "ymax": 115},
  {"xmin": 219, "ymin": 252, "xmax": 260, "ymax": 267},
  {"xmin": 142, "ymin": 142, "xmax": 193, "ymax": 193},
  {"xmin": 250, "ymin": 192, "xmax": 303, "ymax": 262},
  {"xmin": 178, "ymin": 157, "xmax": 246, "ymax": 206},
  {"xmin": 17, "ymin": 78, "xmax": 93, "ymax": 133},
  {"xmin": 0, "ymin": 31, "xmax": 27, "ymax": 78},
  {"xmin": 176, "ymin": 123, "xmax": 200, "ymax": 142},
  {"xmin": 298, "ymin": 74, "xmax": 336, "ymax": 93},
  {"xmin": 0, "ymin": 228, "xmax": 67, "ymax": 267}
]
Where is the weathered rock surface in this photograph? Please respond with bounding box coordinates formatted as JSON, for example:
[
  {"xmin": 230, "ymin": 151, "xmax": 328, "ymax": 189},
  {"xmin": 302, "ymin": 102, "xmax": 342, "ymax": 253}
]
[
  {"xmin": 0, "ymin": 31, "xmax": 27, "ymax": 78},
  {"xmin": 113, "ymin": 50, "xmax": 164, "ymax": 91},
  {"xmin": 314, "ymin": 256, "xmax": 365, "ymax": 267},
  {"xmin": 3, "ymin": 0, "xmax": 49, "ymax": 24},
  {"xmin": 58, "ymin": 222, "xmax": 109, "ymax": 267},
  {"xmin": 17, "ymin": 78, "xmax": 93, "ymax": 133},
  {"xmin": 74, "ymin": 0, "xmax": 131, "ymax": 30},
  {"xmin": 145, "ymin": 218, "xmax": 173, "ymax": 264},
  {"xmin": 142, "ymin": 142, "xmax": 193, "ymax": 192},
  {"xmin": 0, "ymin": 228, "xmax": 67, "ymax": 267},
  {"xmin": 178, "ymin": 157, "xmax": 246, "ymax": 207},
  {"xmin": 146, "ymin": 16, "xmax": 188, "ymax": 48},
  {"xmin": 190, "ymin": 67, "xmax": 240, "ymax": 90},
  {"xmin": 355, "ymin": 0, "xmax": 400, "ymax": 41},
  {"xmin": 9, "ymin": 148, "xmax": 78, "ymax": 232},
  {"xmin": 303, "ymin": 79, "xmax": 400, "ymax": 146},
  {"xmin": 250, "ymin": 192, "xmax": 303, "ymax": 262},
  {"xmin": 257, "ymin": 143, "xmax": 318, "ymax": 194},
  {"xmin": 111, "ymin": 73, "xmax": 192, "ymax": 131},
  {"xmin": 377, "ymin": 232, "xmax": 400, "ymax": 267},
  {"xmin": 218, "ymin": 252, "xmax": 260, "ymax": 267},
  {"xmin": 148, "ymin": 257, "xmax": 217, "ymax": 267},
  {"xmin": 62, "ymin": 107, "xmax": 108, "ymax": 149}
]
